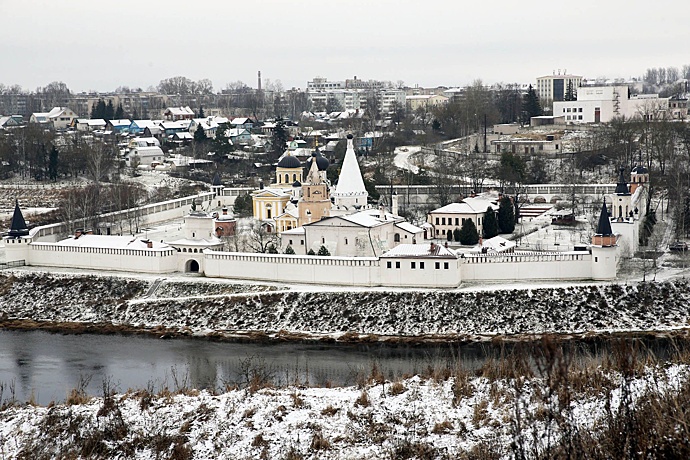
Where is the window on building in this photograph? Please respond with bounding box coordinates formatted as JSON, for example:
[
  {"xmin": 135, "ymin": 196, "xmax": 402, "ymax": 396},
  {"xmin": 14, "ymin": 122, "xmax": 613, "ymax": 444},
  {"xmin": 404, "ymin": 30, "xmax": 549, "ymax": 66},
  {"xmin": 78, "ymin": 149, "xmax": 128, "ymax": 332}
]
[
  {"xmin": 444, "ymin": 262, "xmax": 449, "ymax": 269},
  {"xmin": 387, "ymin": 261, "xmax": 392, "ymax": 268},
  {"xmin": 395, "ymin": 261, "xmax": 400, "ymax": 269},
  {"xmin": 289, "ymin": 239, "xmax": 293, "ymax": 245},
  {"xmin": 435, "ymin": 262, "xmax": 440, "ymax": 269},
  {"xmin": 442, "ymin": 217, "xmax": 446, "ymax": 225},
  {"xmin": 420, "ymin": 262, "xmax": 425, "ymax": 269},
  {"xmin": 455, "ymin": 218, "xmax": 459, "ymax": 226},
  {"xmin": 300, "ymin": 240, "xmax": 304, "ymax": 245},
  {"xmin": 345, "ymin": 238, "xmax": 348, "ymax": 245},
  {"xmin": 411, "ymin": 262, "xmax": 416, "ymax": 269},
  {"xmin": 435, "ymin": 217, "xmax": 439, "ymax": 225},
  {"xmin": 394, "ymin": 233, "xmax": 400, "ymax": 242}
]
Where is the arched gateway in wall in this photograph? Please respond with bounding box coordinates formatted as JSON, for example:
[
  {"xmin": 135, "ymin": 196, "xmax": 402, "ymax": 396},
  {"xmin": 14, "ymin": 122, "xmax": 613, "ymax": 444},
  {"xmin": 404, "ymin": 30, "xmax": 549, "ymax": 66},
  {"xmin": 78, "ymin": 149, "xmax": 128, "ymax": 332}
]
[{"xmin": 185, "ymin": 259, "xmax": 200, "ymax": 273}]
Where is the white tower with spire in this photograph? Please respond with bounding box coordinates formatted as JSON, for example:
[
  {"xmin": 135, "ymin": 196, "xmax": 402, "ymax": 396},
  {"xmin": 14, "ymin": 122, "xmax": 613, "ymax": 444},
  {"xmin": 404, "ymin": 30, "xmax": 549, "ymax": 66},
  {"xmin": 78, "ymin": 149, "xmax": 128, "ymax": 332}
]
[{"xmin": 331, "ymin": 134, "xmax": 368, "ymax": 213}]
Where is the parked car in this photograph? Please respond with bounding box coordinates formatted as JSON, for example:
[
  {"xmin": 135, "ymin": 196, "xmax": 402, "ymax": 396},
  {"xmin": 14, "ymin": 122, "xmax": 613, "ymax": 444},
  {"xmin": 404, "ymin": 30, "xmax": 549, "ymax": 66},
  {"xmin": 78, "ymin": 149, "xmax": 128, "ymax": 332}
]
[{"xmin": 669, "ymin": 241, "xmax": 688, "ymax": 252}]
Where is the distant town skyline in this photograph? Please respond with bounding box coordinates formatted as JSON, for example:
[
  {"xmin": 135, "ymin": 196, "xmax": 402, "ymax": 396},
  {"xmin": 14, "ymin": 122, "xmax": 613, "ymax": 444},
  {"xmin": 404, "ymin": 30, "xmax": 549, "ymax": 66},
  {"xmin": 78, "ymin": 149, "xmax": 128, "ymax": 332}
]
[{"xmin": 2, "ymin": 0, "xmax": 689, "ymax": 93}]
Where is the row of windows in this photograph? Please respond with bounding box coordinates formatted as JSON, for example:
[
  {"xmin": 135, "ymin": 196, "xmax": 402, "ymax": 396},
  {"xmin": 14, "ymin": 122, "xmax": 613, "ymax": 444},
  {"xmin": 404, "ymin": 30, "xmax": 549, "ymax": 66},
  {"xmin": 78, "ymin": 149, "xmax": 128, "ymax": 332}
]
[
  {"xmin": 434, "ymin": 217, "xmax": 480, "ymax": 227},
  {"xmin": 386, "ymin": 261, "xmax": 449, "ymax": 270},
  {"xmin": 564, "ymin": 107, "xmax": 583, "ymax": 113},
  {"xmin": 566, "ymin": 115, "xmax": 583, "ymax": 120}
]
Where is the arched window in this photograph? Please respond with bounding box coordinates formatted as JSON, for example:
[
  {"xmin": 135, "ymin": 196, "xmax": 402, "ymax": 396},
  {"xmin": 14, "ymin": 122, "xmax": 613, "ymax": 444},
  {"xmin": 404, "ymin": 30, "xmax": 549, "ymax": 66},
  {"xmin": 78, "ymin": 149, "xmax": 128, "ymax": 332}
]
[
  {"xmin": 394, "ymin": 233, "xmax": 400, "ymax": 243},
  {"xmin": 293, "ymin": 174, "xmax": 297, "ymax": 182},
  {"xmin": 285, "ymin": 174, "xmax": 289, "ymax": 183}
]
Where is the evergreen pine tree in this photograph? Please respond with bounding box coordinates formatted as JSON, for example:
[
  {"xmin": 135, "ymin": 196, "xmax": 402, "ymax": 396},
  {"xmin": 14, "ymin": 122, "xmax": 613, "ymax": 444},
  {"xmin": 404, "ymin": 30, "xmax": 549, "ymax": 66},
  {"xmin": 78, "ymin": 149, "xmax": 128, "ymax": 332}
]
[
  {"xmin": 307, "ymin": 248, "xmax": 316, "ymax": 255},
  {"xmin": 104, "ymin": 100, "xmax": 115, "ymax": 121},
  {"xmin": 317, "ymin": 245, "xmax": 330, "ymax": 256},
  {"xmin": 459, "ymin": 219, "xmax": 479, "ymax": 245},
  {"xmin": 232, "ymin": 193, "xmax": 252, "ymax": 217},
  {"xmin": 482, "ymin": 206, "xmax": 499, "ymax": 239},
  {"xmin": 498, "ymin": 196, "xmax": 515, "ymax": 234},
  {"xmin": 194, "ymin": 125, "xmax": 207, "ymax": 144},
  {"xmin": 48, "ymin": 146, "xmax": 59, "ymax": 181},
  {"xmin": 92, "ymin": 99, "xmax": 106, "ymax": 119},
  {"xmin": 284, "ymin": 245, "xmax": 295, "ymax": 255},
  {"xmin": 267, "ymin": 244, "xmax": 278, "ymax": 254},
  {"xmin": 453, "ymin": 227, "xmax": 461, "ymax": 242},
  {"xmin": 447, "ymin": 230, "xmax": 453, "ymax": 242},
  {"xmin": 198, "ymin": 106, "xmax": 205, "ymax": 118},
  {"xmin": 271, "ymin": 119, "xmax": 289, "ymax": 159},
  {"xmin": 114, "ymin": 103, "xmax": 125, "ymax": 119},
  {"xmin": 522, "ymin": 85, "xmax": 542, "ymax": 124},
  {"xmin": 564, "ymin": 81, "xmax": 576, "ymax": 102},
  {"xmin": 213, "ymin": 123, "xmax": 233, "ymax": 156}
]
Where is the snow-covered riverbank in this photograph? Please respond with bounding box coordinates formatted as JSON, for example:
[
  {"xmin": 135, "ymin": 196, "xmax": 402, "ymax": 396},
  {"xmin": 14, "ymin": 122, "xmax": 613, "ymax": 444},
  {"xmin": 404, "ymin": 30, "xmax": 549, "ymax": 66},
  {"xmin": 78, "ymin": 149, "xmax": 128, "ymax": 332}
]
[{"xmin": 0, "ymin": 271, "xmax": 689, "ymax": 342}]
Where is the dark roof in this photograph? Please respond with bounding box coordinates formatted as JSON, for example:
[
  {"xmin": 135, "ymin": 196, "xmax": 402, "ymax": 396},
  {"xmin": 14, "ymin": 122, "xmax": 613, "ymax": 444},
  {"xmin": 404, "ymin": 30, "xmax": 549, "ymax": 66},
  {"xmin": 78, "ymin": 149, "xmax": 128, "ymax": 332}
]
[
  {"xmin": 614, "ymin": 166, "xmax": 630, "ymax": 195},
  {"xmin": 212, "ymin": 172, "xmax": 222, "ymax": 186},
  {"xmin": 8, "ymin": 200, "xmax": 29, "ymax": 238},
  {"xmin": 596, "ymin": 202, "xmax": 613, "ymax": 236},
  {"xmin": 277, "ymin": 154, "xmax": 302, "ymax": 169},
  {"xmin": 632, "ymin": 165, "xmax": 648, "ymax": 174},
  {"xmin": 292, "ymin": 180, "xmax": 301, "ymax": 187},
  {"xmin": 310, "ymin": 150, "xmax": 330, "ymax": 171}
]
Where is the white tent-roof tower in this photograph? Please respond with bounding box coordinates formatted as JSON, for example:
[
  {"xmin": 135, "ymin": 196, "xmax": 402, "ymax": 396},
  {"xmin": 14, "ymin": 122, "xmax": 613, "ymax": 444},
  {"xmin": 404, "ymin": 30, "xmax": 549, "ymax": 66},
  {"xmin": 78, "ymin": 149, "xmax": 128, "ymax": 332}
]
[{"xmin": 332, "ymin": 134, "xmax": 368, "ymax": 210}]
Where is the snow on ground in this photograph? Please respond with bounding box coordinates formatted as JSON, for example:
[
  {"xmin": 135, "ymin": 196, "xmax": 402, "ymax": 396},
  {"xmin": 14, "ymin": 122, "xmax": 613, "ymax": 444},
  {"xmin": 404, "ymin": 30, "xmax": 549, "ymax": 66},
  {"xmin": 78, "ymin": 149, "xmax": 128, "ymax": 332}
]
[
  {"xmin": 393, "ymin": 146, "xmax": 422, "ymax": 174},
  {"xmin": 0, "ymin": 363, "xmax": 686, "ymax": 459},
  {"xmin": 2, "ymin": 271, "xmax": 690, "ymax": 341}
]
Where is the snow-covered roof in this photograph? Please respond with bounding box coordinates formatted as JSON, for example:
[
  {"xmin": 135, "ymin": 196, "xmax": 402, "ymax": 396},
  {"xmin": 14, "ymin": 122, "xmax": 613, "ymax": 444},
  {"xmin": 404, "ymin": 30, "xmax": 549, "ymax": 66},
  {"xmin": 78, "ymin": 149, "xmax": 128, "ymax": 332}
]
[
  {"xmin": 108, "ymin": 119, "xmax": 131, "ymax": 127},
  {"xmin": 76, "ymin": 119, "xmax": 106, "ymax": 126},
  {"xmin": 381, "ymin": 243, "xmax": 458, "ymax": 258},
  {"xmin": 333, "ymin": 136, "xmax": 366, "ymax": 198},
  {"xmin": 174, "ymin": 132, "xmax": 193, "ymax": 140},
  {"xmin": 481, "ymin": 236, "xmax": 516, "ymax": 252},
  {"xmin": 231, "ymin": 117, "xmax": 252, "ymax": 125},
  {"xmin": 51, "ymin": 234, "xmax": 171, "ymax": 251},
  {"xmin": 395, "ymin": 221, "xmax": 423, "ymax": 234},
  {"xmin": 432, "ymin": 197, "xmax": 498, "ymax": 215},
  {"xmin": 165, "ymin": 106, "xmax": 194, "ymax": 116},
  {"xmin": 281, "ymin": 226, "xmax": 305, "ymax": 235},
  {"xmin": 131, "ymin": 120, "xmax": 157, "ymax": 128}
]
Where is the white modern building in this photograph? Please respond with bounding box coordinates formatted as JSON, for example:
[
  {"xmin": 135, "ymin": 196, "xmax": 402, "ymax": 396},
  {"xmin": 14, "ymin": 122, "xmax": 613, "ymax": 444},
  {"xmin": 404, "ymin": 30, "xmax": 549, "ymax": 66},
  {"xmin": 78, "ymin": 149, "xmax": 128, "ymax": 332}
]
[{"xmin": 553, "ymin": 86, "xmax": 670, "ymax": 124}]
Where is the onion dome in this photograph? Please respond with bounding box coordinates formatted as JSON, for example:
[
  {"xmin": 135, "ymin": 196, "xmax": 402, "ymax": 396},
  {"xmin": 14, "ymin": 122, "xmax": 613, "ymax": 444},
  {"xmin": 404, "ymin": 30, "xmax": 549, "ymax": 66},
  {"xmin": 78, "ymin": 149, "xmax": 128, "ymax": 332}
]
[
  {"xmin": 310, "ymin": 150, "xmax": 330, "ymax": 171},
  {"xmin": 277, "ymin": 154, "xmax": 302, "ymax": 168}
]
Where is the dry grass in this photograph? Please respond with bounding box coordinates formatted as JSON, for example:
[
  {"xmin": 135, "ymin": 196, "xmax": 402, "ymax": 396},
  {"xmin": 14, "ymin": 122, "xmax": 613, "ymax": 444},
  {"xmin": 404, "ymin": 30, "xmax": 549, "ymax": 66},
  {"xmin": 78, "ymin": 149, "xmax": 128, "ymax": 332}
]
[
  {"xmin": 321, "ymin": 404, "xmax": 339, "ymax": 416},
  {"xmin": 432, "ymin": 420, "xmax": 454, "ymax": 434},
  {"xmin": 355, "ymin": 390, "xmax": 370, "ymax": 407},
  {"xmin": 310, "ymin": 431, "xmax": 331, "ymax": 451},
  {"xmin": 388, "ymin": 380, "xmax": 406, "ymax": 396}
]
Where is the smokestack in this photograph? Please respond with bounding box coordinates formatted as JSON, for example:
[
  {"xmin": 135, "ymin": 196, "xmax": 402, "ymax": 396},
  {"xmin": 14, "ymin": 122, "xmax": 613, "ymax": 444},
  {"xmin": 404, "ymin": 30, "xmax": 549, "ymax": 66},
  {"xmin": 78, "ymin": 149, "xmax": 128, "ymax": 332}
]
[{"xmin": 257, "ymin": 71, "xmax": 262, "ymax": 91}]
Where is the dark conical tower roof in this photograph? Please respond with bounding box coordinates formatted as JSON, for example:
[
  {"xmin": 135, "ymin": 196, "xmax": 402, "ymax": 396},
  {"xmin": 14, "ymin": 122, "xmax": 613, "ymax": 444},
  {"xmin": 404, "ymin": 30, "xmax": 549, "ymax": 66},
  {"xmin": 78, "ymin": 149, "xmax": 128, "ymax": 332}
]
[
  {"xmin": 614, "ymin": 166, "xmax": 630, "ymax": 195},
  {"xmin": 8, "ymin": 200, "xmax": 29, "ymax": 238},
  {"xmin": 596, "ymin": 202, "xmax": 613, "ymax": 236}
]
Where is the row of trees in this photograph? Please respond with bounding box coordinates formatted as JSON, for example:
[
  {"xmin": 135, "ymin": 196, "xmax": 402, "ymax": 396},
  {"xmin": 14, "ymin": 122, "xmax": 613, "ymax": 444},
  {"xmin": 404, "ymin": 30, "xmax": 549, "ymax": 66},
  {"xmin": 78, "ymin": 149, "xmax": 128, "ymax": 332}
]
[{"xmin": 643, "ymin": 65, "xmax": 690, "ymax": 86}]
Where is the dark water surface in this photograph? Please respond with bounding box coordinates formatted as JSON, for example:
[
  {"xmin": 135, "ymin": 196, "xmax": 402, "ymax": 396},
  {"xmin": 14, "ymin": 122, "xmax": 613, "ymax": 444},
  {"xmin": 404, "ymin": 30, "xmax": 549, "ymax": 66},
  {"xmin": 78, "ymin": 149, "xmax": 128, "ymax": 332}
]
[
  {"xmin": 0, "ymin": 329, "xmax": 682, "ymax": 405},
  {"xmin": 0, "ymin": 330, "xmax": 494, "ymax": 405}
]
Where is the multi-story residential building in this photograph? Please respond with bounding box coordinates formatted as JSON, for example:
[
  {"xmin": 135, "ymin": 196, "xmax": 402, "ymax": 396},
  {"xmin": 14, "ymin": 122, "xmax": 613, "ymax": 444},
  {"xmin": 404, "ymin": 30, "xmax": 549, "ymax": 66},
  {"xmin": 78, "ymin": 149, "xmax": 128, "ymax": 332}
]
[
  {"xmin": 405, "ymin": 94, "xmax": 449, "ymax": 111},
  {"xmin": 536, "ymin": 72, "xmax": 583, "ymax": 106}
]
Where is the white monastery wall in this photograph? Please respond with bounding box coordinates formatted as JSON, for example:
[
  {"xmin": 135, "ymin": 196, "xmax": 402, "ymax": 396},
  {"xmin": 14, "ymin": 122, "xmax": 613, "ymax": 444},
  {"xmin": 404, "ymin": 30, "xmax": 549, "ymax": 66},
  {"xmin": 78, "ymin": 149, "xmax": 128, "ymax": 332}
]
[
  {"xmin": 26, "ymin": 243, "xmax": 178, "ymax": 274},
  {"xmin": 379, "ymin": 257, "xmax": 461, "ymax": 288},
  {"xmin": 204, "ymin": 252, "xmax": 382, "ymax": 286},
  {"xmin": 460, "ymin": 252, "xmax": 595, "ymax": 281}
]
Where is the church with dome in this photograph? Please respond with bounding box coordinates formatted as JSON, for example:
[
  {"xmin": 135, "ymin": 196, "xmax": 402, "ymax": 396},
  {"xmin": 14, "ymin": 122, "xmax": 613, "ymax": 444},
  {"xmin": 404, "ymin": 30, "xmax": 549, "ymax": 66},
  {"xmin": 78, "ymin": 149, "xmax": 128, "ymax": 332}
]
[{"xmin": 252, "ymin": 134, "xmax": 374, "ymax": 233}]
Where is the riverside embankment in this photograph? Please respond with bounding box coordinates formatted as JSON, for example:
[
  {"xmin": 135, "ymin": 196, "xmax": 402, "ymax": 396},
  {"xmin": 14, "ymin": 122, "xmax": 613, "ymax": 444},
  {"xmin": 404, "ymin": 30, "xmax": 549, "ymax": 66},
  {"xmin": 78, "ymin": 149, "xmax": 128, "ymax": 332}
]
[{"xmin": 0, "ymin": 271, "xmax": 689, "ymax": 342}]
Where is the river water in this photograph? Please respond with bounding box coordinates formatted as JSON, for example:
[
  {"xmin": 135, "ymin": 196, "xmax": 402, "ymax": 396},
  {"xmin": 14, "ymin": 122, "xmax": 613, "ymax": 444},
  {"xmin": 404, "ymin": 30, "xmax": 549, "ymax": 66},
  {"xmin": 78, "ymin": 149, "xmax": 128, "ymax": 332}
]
[
  {"xmin": 0, "ymin": 330, "xmax": 495, "ymax": 405},
  {"xmin": 0, "ymin": 330, "xmax": 682, "ymax": 406}
]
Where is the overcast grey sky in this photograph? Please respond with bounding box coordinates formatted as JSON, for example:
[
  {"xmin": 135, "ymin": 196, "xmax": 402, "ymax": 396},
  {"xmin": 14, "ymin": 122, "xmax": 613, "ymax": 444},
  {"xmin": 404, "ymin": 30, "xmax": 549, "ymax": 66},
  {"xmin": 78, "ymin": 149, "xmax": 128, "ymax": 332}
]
[{"xmin": 1, "ymin": 0, "xmax": 688, "ymax": 93}]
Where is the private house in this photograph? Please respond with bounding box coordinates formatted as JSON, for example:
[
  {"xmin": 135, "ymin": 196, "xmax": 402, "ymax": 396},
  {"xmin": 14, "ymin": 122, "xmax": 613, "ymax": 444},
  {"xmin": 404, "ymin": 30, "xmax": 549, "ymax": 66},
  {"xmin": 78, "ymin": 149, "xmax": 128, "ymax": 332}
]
[
  {"xmin": 164, "ymin": 106, "xmax": 195, "ymax": 121},
  {"xmin": 75, "ymin": 118, "xmax": 107, "ymax": 132},
  {"xmin": 107, "ymin": 119, "xmax": 132, "ymax": 134},
  {"xmin": 0, "ymin": 116, "xmax": 20, "ymax": 130},
  {"xmin": 122, "ymin": 137, "xmax": 165, "ymax": 167},
  {"xmin": 226, "ymin": 127, "xmax": 251, "ymax": 145},
  {"xmin": 161, "ymin": 120, "xmax": 191, "ymax": 137},
  {"xmin": 230, "ymin": 117, "xmax": 254, "ymax": 130},
  {"xmin": 30, "ymin": 107, "xmax": 78, "ymax": 130},
  {"xmin": 129, "ymin": 120, "xmax": 159, "ymax": 135}
]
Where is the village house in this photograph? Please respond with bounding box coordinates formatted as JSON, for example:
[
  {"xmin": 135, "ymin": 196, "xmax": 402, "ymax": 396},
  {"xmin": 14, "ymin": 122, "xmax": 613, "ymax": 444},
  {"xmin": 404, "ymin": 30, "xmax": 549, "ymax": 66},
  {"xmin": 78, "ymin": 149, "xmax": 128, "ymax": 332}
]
[
  {"xmin": 164, "ymin": 106, "xmax": 195, "ymax": 121},
  {"xmin": 427, "ymin": 196, "xmax": 499, "ymax": 239}
]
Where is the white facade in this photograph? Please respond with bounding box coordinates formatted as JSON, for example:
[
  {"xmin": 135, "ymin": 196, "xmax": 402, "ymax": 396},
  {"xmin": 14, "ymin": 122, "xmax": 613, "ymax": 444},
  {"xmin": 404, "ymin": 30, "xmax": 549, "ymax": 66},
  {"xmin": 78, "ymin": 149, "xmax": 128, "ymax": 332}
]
[{"xmin": 553, "ymin": 86, "xmax": 670, "ymax": 124}]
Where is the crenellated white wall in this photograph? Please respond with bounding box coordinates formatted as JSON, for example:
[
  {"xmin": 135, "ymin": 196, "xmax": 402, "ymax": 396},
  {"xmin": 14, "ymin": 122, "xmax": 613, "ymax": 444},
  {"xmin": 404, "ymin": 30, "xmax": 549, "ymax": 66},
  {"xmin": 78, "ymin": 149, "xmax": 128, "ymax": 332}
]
[
  {"xmin": 460, "ymin": 251, "xmax": 597, "ymax": 281},
  {"xmin": 26, "ymin": 243, "xmax": 178, "ymax": 273}
]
